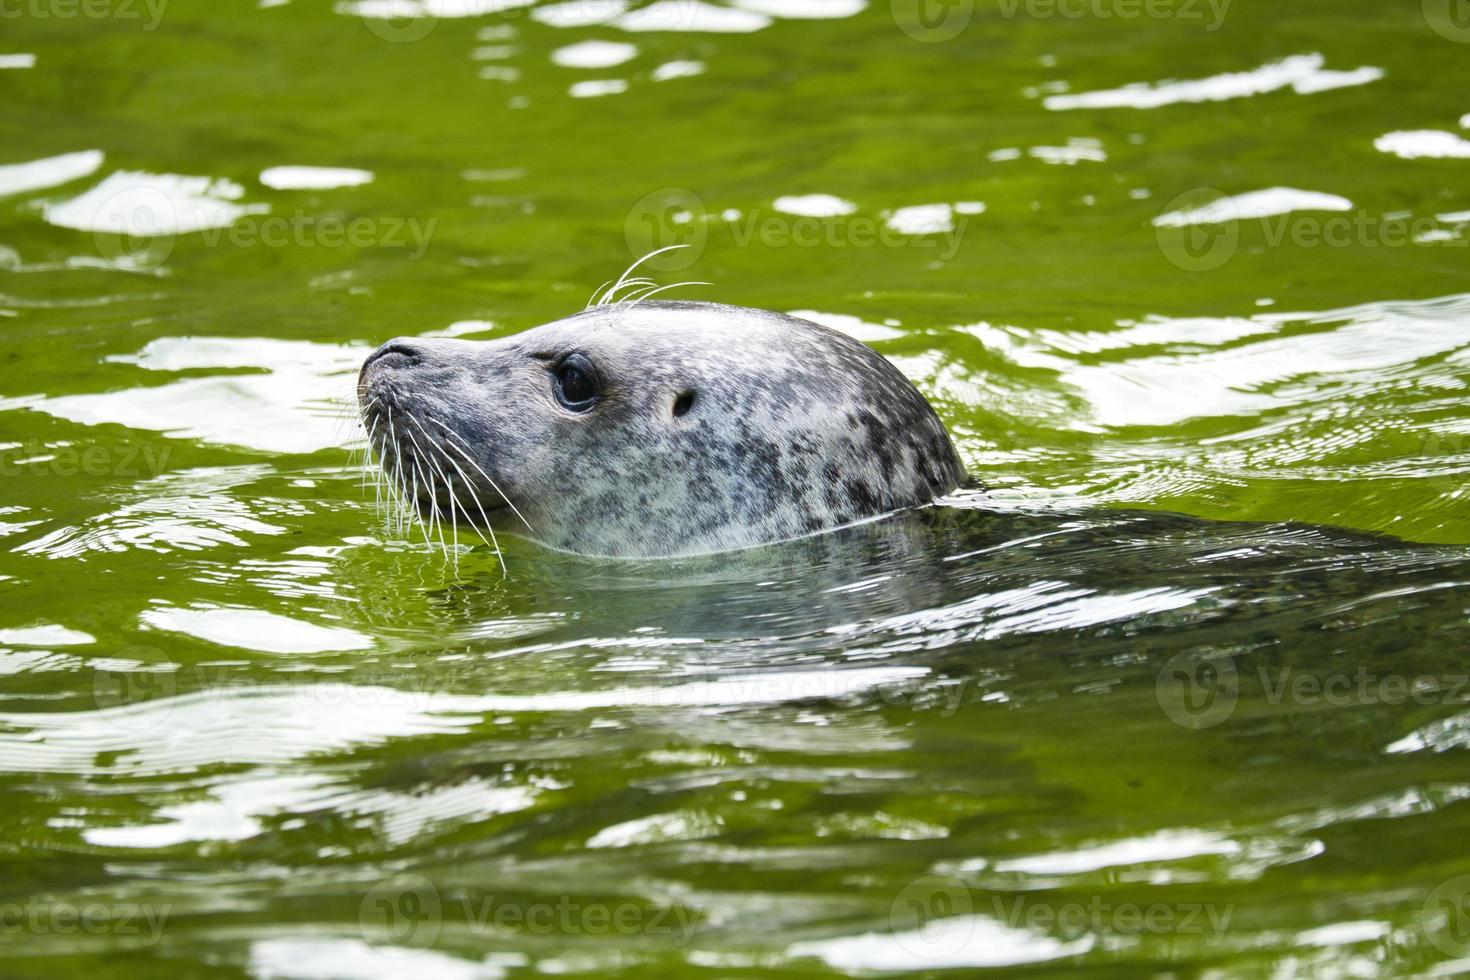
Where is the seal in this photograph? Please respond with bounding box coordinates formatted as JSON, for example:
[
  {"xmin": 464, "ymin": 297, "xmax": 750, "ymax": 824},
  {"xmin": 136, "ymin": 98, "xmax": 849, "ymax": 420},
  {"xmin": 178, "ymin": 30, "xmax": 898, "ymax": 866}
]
[{"xmin": 357, "ymin": 299, "xmax": 965, "ymax": 558}]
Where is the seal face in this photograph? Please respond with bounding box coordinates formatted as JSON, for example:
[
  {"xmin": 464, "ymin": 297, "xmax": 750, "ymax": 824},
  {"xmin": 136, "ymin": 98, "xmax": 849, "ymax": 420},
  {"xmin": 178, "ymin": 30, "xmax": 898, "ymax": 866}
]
[{"xmin": 358, "ymin": 300, "xmax": 965, "ymax": 558}]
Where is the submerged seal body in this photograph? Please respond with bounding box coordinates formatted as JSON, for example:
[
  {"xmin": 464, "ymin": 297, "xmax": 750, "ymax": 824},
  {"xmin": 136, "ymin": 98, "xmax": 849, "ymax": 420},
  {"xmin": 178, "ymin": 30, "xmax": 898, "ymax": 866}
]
[{"xmin": 357, "ymin": 300, "xmax": 965, "ymax": 558}]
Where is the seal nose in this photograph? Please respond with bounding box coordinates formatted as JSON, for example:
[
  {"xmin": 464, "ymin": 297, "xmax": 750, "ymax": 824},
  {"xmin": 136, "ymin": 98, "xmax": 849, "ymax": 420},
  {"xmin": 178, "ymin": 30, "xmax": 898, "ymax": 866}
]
[{"xmin": 361, "ymin": 338, "xmax": 424, "ymax": 379}]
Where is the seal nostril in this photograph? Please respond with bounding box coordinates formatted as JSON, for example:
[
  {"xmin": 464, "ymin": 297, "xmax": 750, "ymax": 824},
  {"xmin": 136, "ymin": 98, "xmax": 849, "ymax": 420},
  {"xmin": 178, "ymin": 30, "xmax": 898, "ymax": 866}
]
[
  {"xmin": 673, "ymin": 391, "xmax": 696, "ymax": 417},
  {"xmin": 364, "ymin": 340, "xmax": 423, "ymax": 373}
]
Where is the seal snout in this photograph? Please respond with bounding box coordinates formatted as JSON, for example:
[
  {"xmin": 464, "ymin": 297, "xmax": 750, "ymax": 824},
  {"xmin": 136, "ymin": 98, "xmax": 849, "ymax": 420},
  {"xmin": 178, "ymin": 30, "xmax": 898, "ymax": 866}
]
[{"xmin": 361, "ymin": 338, "xmax": 425, "ymax": 380}]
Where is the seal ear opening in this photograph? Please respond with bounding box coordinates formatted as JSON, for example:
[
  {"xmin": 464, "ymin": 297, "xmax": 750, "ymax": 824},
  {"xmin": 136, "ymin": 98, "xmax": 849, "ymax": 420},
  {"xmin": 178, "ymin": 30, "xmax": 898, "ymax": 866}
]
[{"xmin": 673, "ymin": 391, "xmax": 696, "ymax": 417}]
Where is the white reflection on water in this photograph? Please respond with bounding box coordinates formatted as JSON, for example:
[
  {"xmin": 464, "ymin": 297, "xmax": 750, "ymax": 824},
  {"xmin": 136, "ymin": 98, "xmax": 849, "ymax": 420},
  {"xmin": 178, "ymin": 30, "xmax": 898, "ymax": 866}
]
[
  {"xmin": 551, "ymin": 39, "xmax": 637, "ymax": 68},
  {"xmin": 140, "ymin": 606, "xmax": 372, "ymax": 655},
  {"xmin": 21, "ymin": 336, "xmax": 366, "ymax": 454},
  {"xmin": 0, "ymin": 668, "xmax": 926, "ymax": 776},
  {"xmin": 249, "ymin": 937, "xmax": 520, "ymax": 980},
  {"xmin": 789, "ymin": 309, "xmax": 904, "ymax": 342},
  {"xmin": 732, "ymin": 0, "xmax": 866, "ymax": 17},
  {"xmin": 259, "ymin": 165, "xmax": 374, "ymax": 189},
  {"xmin": 1153, "ymin": 187, "xmax": 1353, "ymax": 226},
  {"xmin": 569, "ymin": 78, "xmax": 628, "ymax": 98},
  {"xmin": 85, "ymin": 769, "xmax": 537, "ymax": 848},
  {"xmin": 951, "ymin": 292, "xmax": 1470, "ymax": 431},
  {"xmin": 884, "ymin": 201, "xmax": 986, "ymax": 235},
  {"xmin": 773, "ymin": 193, "xmax": 857, "ymax": 217},
  {"xmin": 16, "ymin": 465, "xmax": 287, "ymax": 559},
  {"xmin": 0, "ymin": 624, "xmax": 95, "ymax": 647},
  {"xmin": 1375, "ymin": 129, "xmax": 1470, "ymax": 160},
  {"xmin": 652, "ymin": 59, "xmax": 705, "ymax": 80},
  {"xmin": 613, "ymin": 0, "xmax": 769, "ymax": 32},
  {"xmin": 989, "ymin": 829, "xmax": 1241, "ymax": 875},
  {"xmin": 531, "ymin": 0, "xmax": 626, "ymax": 27},
  {"xmin": 0, "ymin": 150, "xmax": 104, "ymax": 198},
  {"xmin": 338, "ymin": 0, "xmax": 536, "ymax": 17},
  {"xmin": 1045, "ymin": 53, "xmax": 1381, "ymax": 110},
  {"xmin": 45, "ymin": 171, "xmax": 268, "ymax": 236},
  {"xmin": 586, "ymin": 810, "xmax": 723, "ymax": 847},
  {"xmin": 788, "ymin": 916, "xmax": 1091, "ymax": 971}
]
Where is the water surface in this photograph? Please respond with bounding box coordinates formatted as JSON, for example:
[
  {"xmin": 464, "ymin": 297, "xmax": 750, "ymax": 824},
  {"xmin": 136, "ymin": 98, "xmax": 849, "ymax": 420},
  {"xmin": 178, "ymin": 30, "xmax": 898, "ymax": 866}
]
[{"xmin": 3, "ymin": 1, "xmax": 1470, "ymax": 976}]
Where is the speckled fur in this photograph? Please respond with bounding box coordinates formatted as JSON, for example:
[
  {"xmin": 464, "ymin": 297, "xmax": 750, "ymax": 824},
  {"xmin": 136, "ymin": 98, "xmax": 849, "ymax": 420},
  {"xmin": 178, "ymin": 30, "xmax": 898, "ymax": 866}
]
[{"xmin": 358, "ymin": 300, "xmax": 966, "ymax": 558}]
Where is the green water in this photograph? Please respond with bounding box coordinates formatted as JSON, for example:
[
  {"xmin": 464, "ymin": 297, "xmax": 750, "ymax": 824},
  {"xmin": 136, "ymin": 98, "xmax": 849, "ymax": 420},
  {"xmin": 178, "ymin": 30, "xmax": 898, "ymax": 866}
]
[{"xmin": 4, "ymin": 0, "xmax": 1470, "ymax": 976}]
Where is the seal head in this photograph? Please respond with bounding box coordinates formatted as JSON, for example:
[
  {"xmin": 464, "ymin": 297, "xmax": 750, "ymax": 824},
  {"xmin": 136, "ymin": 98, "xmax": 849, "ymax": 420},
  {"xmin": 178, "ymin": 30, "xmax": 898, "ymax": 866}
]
[{"xmin": 358, "ymin": 300, "xmax": 965, "ymax": 558}]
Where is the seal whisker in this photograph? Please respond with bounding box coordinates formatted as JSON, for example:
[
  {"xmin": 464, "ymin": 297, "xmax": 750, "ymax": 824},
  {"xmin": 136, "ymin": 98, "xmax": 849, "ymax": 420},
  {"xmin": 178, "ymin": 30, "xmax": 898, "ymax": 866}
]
[
  {"xmin": 623, "ymin": 280, "xmax": 713, "ymax": 309},
  {"xmin": 596, "ymin": 245, "xmax": 688, "ymax": 309},
  {"xmin": 362, "ymin": 414, "xmax": 382, "ymax": 502},
  {"xmin": 386, "ymin": 407, "xmax": 409, "ymax": 536},
  {"xmin": 408, "ymin": 420, "xmax": 463, "ymax": 571},
  {"xmin": 404, "ymin": 427, "xmax": 449, "ymax": 560},
  {"xmin": 407, "ymin": 459, "xmax": 435, "ymax": 551},
  {"xmin": 437, "ymin": 443, "xmax": 508, "ymax": 576},
  {"xmin": 587, "ymin": 279, "xmax": 615, "ymax": 309},
  {"xmin": 598, "ymin": 277, "xmax": 655, "ymax": 307},
  {"xmin": 368, "ymin": 414, "xmax": 390, "ymax": 518},
  {"xmin": 430, "ymin": 419, "xmax": 536, "ymax": 533}
]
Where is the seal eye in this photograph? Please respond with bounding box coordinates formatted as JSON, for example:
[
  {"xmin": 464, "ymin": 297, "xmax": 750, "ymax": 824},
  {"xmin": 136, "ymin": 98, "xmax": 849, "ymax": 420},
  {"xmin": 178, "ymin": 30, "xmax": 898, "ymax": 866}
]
[{"xmin": 553, "ymin": 353, "xmax": 601, "ymax": 411}]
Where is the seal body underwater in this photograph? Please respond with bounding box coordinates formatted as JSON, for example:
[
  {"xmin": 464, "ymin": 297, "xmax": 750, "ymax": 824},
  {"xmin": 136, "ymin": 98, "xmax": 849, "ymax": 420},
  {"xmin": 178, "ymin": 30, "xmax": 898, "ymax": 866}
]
[{"xmin": 357, "ymin": 300, "xmax": 966, "ymax": 558}]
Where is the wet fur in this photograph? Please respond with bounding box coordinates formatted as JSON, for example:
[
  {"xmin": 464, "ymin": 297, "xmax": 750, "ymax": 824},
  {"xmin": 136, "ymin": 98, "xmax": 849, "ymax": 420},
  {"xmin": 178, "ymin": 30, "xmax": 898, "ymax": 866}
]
[{"xmin": 358, "ymin": 301, "xmax": 965, "ymax": 559}]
